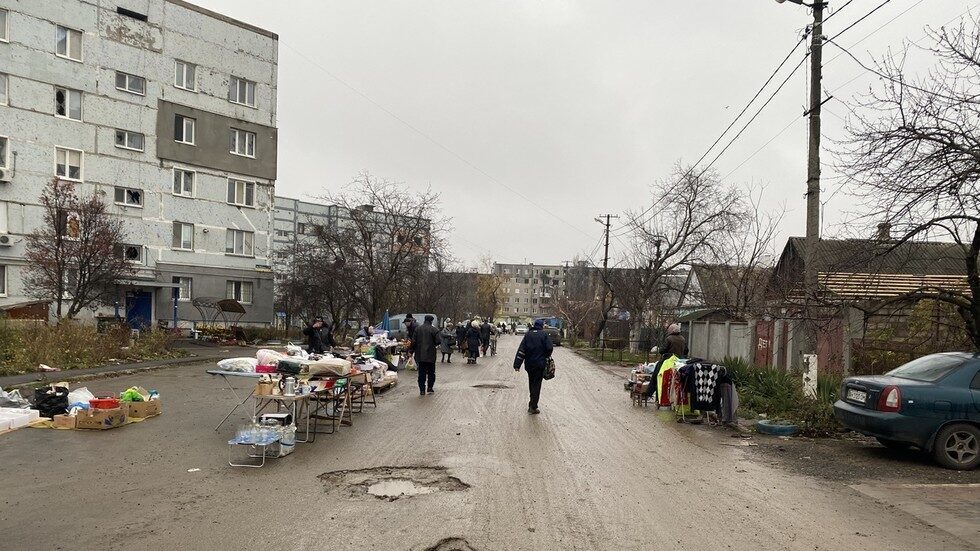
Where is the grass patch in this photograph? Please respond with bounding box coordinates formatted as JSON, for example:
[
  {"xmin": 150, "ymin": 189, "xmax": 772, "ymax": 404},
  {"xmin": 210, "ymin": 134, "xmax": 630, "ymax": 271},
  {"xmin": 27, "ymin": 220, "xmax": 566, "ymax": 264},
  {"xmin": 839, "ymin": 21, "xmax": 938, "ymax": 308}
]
[
  {"xmin": 724, "ymin": 356, "xmax": 842, "ymax": 437},
  {"xmin": 0, "ymin": 321, "xmax": 184, "ymax": 377}
]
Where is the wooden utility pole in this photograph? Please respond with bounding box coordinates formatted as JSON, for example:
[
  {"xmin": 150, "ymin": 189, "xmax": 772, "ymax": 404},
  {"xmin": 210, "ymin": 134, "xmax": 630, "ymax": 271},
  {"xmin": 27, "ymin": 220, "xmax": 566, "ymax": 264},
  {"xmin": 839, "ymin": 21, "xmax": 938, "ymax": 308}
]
[{"xmin": 802, "ymin": 1, "xmax": 825, "ymax": 363}]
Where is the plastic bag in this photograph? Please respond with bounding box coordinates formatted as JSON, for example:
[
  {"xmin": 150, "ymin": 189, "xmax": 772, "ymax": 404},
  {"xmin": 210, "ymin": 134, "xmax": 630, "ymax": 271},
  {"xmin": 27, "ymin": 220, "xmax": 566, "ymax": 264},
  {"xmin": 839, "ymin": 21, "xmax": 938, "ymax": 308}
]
[
  {"xmin": 34, "ymin": 386, "xmax": 69, "ymax": 419},
  {"xmin": 217, "ymin": 357, "xmax": 258, "ymax": 372},
  {"xmin": 0, "ymin": 387, "xmax": 30, "ymax": 409},
  {"xmin": 67, "ymin": 387, "xmax": 96, "ymax": 409},
  {"xmin": 256, "ymin": 349, "xmax": 286, "ymax": 365},
  {"xmin": 285, "ymin": 344, "xmax": 309, "ymax": 359},
  {"xmin": 119, "ymin": 386, "xmax": 149, "ymax": 402}
]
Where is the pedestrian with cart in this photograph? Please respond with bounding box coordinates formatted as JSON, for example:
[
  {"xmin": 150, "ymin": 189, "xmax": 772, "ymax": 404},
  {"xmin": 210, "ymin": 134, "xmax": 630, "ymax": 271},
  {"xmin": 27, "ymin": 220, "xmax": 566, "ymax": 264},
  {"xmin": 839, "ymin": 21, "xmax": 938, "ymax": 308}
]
[{"xmin": 514, "ymin": 319, "xmax": 554, "ymax": 414}]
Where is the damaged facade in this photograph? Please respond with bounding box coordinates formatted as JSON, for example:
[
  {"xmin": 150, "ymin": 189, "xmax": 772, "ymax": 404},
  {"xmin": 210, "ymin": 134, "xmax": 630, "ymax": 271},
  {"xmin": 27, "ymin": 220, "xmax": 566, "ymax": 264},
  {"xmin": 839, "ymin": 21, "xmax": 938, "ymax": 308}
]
[{"xmin": 0, "ymin": 0, "xmax": 278, "ymax": 327}]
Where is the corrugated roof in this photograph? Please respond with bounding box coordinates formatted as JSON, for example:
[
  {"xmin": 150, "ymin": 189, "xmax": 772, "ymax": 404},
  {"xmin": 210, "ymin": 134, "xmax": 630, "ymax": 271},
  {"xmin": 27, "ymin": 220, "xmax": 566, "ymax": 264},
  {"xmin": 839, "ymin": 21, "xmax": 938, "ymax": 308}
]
[
  {"xmin": 818, "ymin": 272, "xmax": 971, "ymax": 299},
  {"xmin": 786, "ymin": 237, "xmax": 969, "ymax": 276}
]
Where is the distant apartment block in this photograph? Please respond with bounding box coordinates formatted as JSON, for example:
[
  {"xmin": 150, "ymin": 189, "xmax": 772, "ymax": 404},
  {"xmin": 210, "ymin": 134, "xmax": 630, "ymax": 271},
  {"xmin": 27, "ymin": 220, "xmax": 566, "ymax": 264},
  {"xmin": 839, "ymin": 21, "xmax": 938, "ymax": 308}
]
[
  {"xmin": 494, "ymin": 262, "xmax": 568, "ymax": 320},
  {"xmin": 0, "ymin": 0, "xmax": 278, "ymax": 327}
]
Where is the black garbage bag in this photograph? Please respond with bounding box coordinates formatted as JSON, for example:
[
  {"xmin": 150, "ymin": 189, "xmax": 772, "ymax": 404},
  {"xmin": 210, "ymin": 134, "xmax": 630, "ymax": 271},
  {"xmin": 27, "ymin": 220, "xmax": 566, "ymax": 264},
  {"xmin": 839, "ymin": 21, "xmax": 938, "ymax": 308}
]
[{"xmin": 34, "ymin": 386, "xmax": 69, "ymax": 418}]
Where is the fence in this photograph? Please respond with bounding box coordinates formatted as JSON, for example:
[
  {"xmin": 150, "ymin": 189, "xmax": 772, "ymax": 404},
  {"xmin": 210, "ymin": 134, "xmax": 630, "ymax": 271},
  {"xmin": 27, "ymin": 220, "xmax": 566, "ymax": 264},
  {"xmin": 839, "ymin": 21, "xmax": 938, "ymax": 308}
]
[
  {"xmin": 687, "ymin": 321, "xmax": 752, "ymax": 363},
  {"xmin": 581, "ymin": 339, "xmax": 657, "ymax": 365}
]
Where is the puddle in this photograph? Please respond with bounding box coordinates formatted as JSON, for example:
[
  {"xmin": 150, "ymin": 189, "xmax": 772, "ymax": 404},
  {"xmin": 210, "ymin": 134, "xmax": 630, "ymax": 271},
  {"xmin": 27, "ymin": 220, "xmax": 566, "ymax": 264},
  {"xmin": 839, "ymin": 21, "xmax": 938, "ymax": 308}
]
[
  {"xmin": 472, "ymin": 383, "xmax": 513, "ymax": 389},
  {"xmin": 423, "ymin": 537, "xmax": 479, "ymax": 551},
  {"xmin": 367, "ymin": 478, "xmax": 435, "ymax": 499},
  {"xmin": 319, "ymin": 466, "xmax": 469, "ymax": 501}
]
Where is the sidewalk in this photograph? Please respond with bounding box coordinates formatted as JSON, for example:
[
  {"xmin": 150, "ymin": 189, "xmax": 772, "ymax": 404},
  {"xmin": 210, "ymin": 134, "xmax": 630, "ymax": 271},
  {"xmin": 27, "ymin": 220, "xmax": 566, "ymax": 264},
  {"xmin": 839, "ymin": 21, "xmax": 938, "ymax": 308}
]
[{"xmin": 0, "ymin": 339, "xmax": 235, "ymax": 389}]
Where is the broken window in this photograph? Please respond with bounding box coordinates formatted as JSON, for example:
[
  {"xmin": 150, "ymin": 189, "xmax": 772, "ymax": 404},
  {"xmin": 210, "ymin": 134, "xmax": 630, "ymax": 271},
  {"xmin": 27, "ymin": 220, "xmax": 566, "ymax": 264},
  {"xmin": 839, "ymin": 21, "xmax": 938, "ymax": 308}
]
[
  {"xmin": 115, "ymin": 244, "xmax": 144, "ymax": 263},
  {"xmin": 113, "ymin": 186, "xmax": 143, "ymax": 207},
  {"xmin": 173, "ymin": 169, "xmax": 194, "ymax": 196},
  {"xmin": 114, "ymin": 71, "xmax": 146, "ymax": 95},
  {"xmin": 174, "ymin": 114, "xmax": 195, "ymax": 144},
  {"xmin": 55, "ymin": 147, "xmax": 82, "ymax": 180},
  {"xmin": 55, "ymin": 87, "xmax": 82, "ymax": 120},
  {"xmin": 228, "ymin": 76, "xmax": 256, "ymax": 107},
  {"xmin": 229, "ymin": 128, "xmax": 256, "ymax": 157},
  {"xmin": 174, "ymin": 60, "xmax": 196, "ymax": 91},
  {"xmin": 114, "ymin": 129, "xmax": 144, "ymax": 151},
  {"xmin": 226, "ymin": 179, "xmax": 255, "ymax": 207},
  {"xmin": 56, "ymin": 25, "xmax": 82, "ymax": 61}
]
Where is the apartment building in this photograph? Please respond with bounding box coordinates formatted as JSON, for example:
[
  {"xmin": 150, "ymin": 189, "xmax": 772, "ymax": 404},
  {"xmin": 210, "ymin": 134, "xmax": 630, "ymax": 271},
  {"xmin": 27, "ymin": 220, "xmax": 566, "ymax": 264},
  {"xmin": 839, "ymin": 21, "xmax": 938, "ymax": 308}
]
[
  {"xmin": 494, "ymin": 262, "xmax": 568, "ymax": 321},
  {"xmin": 0, "ymin": 0, "xmax": 278, "ymax": 327}
]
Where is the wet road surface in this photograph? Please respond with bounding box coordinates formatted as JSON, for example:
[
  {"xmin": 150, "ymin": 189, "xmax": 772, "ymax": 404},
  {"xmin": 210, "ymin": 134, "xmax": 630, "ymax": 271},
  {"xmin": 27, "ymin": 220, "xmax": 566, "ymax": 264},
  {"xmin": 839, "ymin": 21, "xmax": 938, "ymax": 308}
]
[{"xmin": 0, "ymin": 336, "xmax": 973, "ymax": 550}]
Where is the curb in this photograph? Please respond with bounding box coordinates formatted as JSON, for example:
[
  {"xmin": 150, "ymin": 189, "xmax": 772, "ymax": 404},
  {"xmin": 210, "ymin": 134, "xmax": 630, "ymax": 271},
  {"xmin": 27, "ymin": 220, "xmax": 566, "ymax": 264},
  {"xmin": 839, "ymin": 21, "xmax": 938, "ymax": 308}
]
[{"xmin": 1, "ymin": 354, "xmax": 215, "ymax": 390}]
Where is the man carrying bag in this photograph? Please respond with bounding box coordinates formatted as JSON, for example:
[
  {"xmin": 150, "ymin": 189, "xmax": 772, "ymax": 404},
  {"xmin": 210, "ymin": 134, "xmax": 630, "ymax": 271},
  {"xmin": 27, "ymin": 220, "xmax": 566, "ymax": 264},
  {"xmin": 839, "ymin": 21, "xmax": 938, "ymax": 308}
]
[{"xmin": 513, "ymin": 319, "xmax": 554, "ymax": 415}]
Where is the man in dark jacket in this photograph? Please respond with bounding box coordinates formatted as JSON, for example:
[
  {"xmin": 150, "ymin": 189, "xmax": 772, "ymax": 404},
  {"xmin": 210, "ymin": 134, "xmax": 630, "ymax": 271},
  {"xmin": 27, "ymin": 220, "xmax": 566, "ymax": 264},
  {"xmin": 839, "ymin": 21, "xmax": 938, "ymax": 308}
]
[
  {"xmin": 455, "ymin": 322, "xmax": 467, "ymax": 353},
  {"xmin": 413, "ymin": 315, "xmax": 441, "ymax": 395},
  {"xmin": 514, "ymin": 319, "xmax": 554, "ymax": 414},
  {"xmin": 479, "ymin": 318, "xmax": 492, "ymax": 356},
  {"xmin": 303, "ymin": 317, "xmax": 334, "ymax": 354}
]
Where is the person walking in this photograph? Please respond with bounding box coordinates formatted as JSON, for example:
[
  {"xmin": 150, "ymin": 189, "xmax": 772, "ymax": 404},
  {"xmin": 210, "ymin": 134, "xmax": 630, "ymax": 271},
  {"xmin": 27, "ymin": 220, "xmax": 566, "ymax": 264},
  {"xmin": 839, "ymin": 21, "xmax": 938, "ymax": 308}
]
[
  {"xmin": 479, "ymin": 318, "xmax": 492, "ymax": 356},
  {"xmin": 413, "ymin": 315, "xmax": 441, "ymax": 395},
  {"xmin": 439, "ymin": 324, "xmax": 456, "ymax": 363},
  {"xmin": 455, "ymin": 321, "xmax": 468, "ymax": 353},
  {"xmin": 303, "ymin": 316, "xmax": 335, "ymax": 354},
  {"xmin": 466, "ymin": 319, "xmax": 483, "ymax": 364},
  {"xmin": 514, "ymin": 319, "xmax": 554, "ymax": 414}
]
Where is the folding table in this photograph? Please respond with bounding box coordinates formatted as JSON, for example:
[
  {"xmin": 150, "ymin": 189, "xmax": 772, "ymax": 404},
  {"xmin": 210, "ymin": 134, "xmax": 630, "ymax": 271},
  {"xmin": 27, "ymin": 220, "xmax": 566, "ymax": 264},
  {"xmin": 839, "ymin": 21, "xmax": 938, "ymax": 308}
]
[{"xmin": 207, "ymin": 370, "xmax": 262, "ymax": 431}]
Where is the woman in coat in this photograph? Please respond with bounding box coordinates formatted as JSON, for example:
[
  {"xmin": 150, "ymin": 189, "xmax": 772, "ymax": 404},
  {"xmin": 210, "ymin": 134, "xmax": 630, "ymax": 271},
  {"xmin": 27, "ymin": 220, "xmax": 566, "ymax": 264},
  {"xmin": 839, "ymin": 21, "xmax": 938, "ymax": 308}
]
[
  {"xmin": 455, "ymin": 322, "xmax": 468, "ymax": 353},
  {"xmin": 466, "ymin": 319, "xmax": 483, "ymax": 364},
  {"xmin": 439, "ymin": 326, "xmax": 456, "ymax": 363}
]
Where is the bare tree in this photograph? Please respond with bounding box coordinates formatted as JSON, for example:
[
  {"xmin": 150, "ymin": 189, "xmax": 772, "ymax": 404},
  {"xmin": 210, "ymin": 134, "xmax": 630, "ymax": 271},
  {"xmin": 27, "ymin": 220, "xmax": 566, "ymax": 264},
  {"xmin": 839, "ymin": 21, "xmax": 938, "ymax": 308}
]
[
  {"xmin": 275, "ymin": 240, "xmax": 356, "ymax": 335},
  {"xmin": 314, "ymin": 172, "xmax": 448, "ymax": 325},
  {"xmin": 475, "ymin": 255, "xmax": 505, "ymax": 320},
  {"xmin": 23, "ymin": 179, "xmax": 135, "ymax": 319},
  {"xmin": 613, "ymin": 164, "xmax": 746, "ymax": 348},
  {"xmin": 837, "ymin": 15, "xmax": 980, "ymax": 350}
]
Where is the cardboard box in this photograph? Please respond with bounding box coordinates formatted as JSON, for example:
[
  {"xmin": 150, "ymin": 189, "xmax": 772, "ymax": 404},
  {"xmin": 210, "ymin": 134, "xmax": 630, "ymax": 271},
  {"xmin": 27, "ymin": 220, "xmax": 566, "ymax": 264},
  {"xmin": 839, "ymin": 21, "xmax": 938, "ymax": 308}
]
[
  {"xmin": 52, "ymin": 414, "xmax": 76, "ymax": 429},
  {"xmin": 75, "ymin": 407, "xmax": 126, "ymax": 430},
  {"xmin": 121, "ymin": 399, "xmax": 161, "ymax": 418}
]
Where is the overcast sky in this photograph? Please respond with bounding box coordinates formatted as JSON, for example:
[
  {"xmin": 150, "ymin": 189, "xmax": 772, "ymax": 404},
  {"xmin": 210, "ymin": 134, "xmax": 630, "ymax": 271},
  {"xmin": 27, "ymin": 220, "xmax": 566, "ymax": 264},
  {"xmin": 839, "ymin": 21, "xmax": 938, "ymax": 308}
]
[{"xmin": 197, "ymin": 0, "xmax": 971, "ymax": 267}]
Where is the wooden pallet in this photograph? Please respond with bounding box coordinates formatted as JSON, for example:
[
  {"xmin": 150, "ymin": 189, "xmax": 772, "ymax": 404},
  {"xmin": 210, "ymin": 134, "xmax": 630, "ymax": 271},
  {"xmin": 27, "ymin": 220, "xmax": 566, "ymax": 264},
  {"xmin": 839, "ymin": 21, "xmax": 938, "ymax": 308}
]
[{"xmin": 372, "ymin": 379, "xmax": 398, "ymax": 393}]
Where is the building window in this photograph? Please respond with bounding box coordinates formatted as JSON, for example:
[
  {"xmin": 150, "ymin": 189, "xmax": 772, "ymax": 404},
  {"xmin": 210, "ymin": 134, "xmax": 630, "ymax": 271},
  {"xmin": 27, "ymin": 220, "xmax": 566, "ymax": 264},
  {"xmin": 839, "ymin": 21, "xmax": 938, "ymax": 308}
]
[
  {"xmin": 55, "ymin": 147, "xmax": 82, "ymax": 180},
  {"xmin": 228, "ymin": 76, "xmax": 256, "ymax": 107},
  {"xmin": 56, "ymin": 25, "xmax": 82, "ymax": 61},
  {"xmin": 173, "ymin": 168, "xmax": 194, "ymax": 196},
  {"xmin": 297, "ymin": 222, "xmax": 307, "ymax": 235},
  {"xmin": 114, "ymin": 129, "xmax": 144, "ymax": 152},
  {"xmin": 174, "ymin": 114, "xmax": 195, "ymax": 144},
  {"xmin": 174, "ymin": 60, "xmax": 196, "ymax": 91},
  {"xmin": 0, "ymin": 73, "xmax": 7, "ymax": 105},
  {"xmin": 113, "ymin": 186, "xmax": 142, "ymax": 207},
  {"xmin": 114, "ymin": 71, "xmax": 146, "ymax": 95},
  {"xmin": 174, "ymin": 277, "xmax": 192, "ymax": 301},
  {"xmin": 226, "ymin": 280, "xmax": 253, "ymax": 304},
  {"xmin": 225, "ymin": 229, "xmax": 254, "ymax": 256},
  {"xmin": 172, "ymin": 222, "xmax": 193, "ymax": 250},
  {"xmin": 229, "ymin": 128, "xmax": 256, "ymax": 157},
  {"xmin": 0, "ymin": 264, "xmax": 6, "ymax": 295},
  {"xmin": 0, "ymin": 137, "xmax": 7, "ymax": 168},
  {"xmin": 55, "ymin": 87, "xmax": 82, "ymax": 120},
  {"xmin": 227, "ymin": 179, "xmax": 255, "ymax": 207},
  {"xmin": 115, "ymin": 244, "xmax": 144, "ymax": 263},
  {"xmin": 0, "ymin": 9, "xmax": 8, "ymax": 42}
]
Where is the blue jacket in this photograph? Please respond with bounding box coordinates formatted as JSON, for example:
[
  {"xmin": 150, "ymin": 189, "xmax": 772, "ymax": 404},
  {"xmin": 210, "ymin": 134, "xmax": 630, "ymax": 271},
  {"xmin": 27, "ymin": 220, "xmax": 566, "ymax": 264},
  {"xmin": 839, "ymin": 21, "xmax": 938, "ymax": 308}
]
[{"xmin": 514, "ymin": 329, "xmax": 553, "ymax": 370}]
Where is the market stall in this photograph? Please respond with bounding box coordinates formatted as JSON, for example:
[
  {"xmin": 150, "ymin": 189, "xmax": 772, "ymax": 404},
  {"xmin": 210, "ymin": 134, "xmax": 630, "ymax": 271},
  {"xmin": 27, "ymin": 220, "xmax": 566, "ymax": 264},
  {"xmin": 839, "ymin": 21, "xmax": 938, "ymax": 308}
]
[{"xmin": 626, "ymin": 356, "xmax": 738, "ymax": 425}]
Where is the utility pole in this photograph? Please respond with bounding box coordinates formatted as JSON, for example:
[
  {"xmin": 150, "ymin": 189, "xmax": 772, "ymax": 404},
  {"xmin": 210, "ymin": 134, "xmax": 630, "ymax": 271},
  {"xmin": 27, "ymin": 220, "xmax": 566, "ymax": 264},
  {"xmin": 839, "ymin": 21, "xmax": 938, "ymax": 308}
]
[
  {"xmin": 593, "ymin": 214, "xmax": 619, "ymax": 344},
  {"xmin": 778, "ymin": 0, "xmax": 825, "ymax": 363},
  {"xmin": 594, "ymin": 214, "xmax": 619, "ymax": 272},
  {"xmin": 803, "ymin": 1, "xmax": 825, "ymax": 362}
]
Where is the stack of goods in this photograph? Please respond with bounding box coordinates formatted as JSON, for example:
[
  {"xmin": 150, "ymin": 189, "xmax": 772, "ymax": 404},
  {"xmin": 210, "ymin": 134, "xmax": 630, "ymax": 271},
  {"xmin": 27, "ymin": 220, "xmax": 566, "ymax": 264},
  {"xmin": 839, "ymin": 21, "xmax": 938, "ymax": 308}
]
[{"xmin": 29, "ymin": 384, "xmax": 163, "ymax": 430}]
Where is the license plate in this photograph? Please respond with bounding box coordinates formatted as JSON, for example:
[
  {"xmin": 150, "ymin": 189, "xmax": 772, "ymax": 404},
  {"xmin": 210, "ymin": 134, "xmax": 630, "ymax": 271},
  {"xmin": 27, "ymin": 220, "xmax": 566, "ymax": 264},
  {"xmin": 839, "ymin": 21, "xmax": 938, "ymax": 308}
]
[{"xmin": 846, "ymin": 388, "xmax": 867, "ymax": 403}]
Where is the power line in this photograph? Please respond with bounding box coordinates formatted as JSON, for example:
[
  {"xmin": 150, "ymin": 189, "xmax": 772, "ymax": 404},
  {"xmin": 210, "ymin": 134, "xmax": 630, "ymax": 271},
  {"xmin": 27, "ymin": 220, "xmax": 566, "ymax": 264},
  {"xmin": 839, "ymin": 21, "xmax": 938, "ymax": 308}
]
[
  {"xmin": 278, "ymin": 41, "xmax": 597, "ymax": 243},
  {"xmin": 824, "ymin": 0, "xmax": 856, "ymax": 22},
  {"xmin": 828, "ymin": 0, "xmax": 893, "ymax": 42},
  {"xmin": 613, "ymin": 28, "xmax": 811, "ymax": 235}
]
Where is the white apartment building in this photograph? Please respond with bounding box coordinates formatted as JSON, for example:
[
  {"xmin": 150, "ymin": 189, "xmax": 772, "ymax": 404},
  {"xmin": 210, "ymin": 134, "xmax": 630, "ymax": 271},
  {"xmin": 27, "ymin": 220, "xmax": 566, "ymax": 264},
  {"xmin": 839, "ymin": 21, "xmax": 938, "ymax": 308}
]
[
  {"xmin": 494, "ymin": 262, "xmax": 568, "ymax": 321},
  {"xmin": 0, "ymin": 0, "xmax": 278, "ymax": 327}
]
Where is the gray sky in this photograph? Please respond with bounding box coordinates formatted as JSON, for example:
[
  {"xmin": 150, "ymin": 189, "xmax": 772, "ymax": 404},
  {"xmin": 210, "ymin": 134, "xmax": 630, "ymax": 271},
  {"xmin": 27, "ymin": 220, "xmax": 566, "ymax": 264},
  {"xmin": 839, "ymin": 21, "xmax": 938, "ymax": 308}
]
[{"xmin": 197, "ymin": 0, "xmax": 972, "ymax": 267}]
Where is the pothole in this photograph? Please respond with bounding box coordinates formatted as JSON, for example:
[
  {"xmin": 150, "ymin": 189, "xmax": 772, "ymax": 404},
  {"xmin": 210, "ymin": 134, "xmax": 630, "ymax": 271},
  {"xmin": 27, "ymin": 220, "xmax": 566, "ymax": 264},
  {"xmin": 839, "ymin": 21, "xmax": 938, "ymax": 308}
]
[
  {"xmin": 319, "ymin": 466, "xmax": 469, "ymax": 501},
  {"xmin": 423, "ymin": 537, "xmax": 479, "ymax": 551},
  {"xmin": 472, "ymin": 383, "xmax": 513, "ymax": 389}
]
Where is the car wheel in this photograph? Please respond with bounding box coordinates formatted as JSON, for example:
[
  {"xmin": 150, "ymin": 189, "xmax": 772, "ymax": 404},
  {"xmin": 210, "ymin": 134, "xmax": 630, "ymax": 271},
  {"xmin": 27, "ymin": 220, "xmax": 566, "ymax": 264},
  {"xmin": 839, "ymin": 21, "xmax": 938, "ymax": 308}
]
[
  {"xmin": 875, "ymin": 437, "xmax": 911, "ymax": 450},
  {"xmin": 933, "ymin": 423, "xmax": 980, "ymax": 470}
]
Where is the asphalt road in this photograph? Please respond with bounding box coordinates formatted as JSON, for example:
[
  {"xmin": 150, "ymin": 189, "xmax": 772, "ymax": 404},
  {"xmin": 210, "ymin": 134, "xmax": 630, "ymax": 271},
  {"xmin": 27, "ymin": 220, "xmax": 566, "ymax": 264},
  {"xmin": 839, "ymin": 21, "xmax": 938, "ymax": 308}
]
[{"xmin": 0, "ymin": 336, "xmax": 973, "ymax": 551}]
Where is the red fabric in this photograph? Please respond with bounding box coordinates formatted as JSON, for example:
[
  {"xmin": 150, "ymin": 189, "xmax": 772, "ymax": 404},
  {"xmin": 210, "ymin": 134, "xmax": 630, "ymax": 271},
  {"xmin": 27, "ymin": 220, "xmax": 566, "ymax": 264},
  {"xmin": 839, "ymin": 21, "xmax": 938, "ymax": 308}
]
[{"xmin": 659, "ymin": 369, "xmax": 673, "ymax": 407}]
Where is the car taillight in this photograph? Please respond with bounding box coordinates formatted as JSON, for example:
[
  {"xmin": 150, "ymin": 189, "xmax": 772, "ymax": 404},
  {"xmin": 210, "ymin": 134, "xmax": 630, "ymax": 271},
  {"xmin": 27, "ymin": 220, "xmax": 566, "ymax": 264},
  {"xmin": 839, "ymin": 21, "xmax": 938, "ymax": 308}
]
[{"xmin": 877, "ymin": 385, "xmax": 902, "ymax": 412}]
